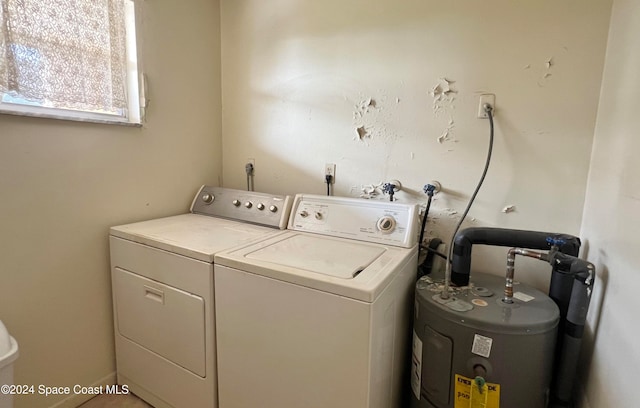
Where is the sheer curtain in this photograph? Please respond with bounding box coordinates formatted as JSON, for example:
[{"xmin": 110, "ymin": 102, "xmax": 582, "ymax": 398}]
[{"xmin": 0, "ymin": 0, "xmax": 128, "ymax": 115}]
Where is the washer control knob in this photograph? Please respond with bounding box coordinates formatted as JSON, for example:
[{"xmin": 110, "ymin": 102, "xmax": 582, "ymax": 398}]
[
  {"xmin": 376, "ymin": 216, "xmax": 397, "ymax": 233},
  {"xmin": 269, "ymin": 205, "xmax": 278, "ymax": 213},
  {"xmin": 257, "ymin": 203, "xmax": 265, "ymax": 211},
  {"xmin": 202, "ymin": 194, "xmax": 214, "ymax": 204},
  {"xmin": 300, "ymin": 210, "xmax": 309, "ymax": 218},
  {"xmin": 245, "ymin": 201, "xmax": 253, "ymax": 209},
  {"xmin": 232, "ymin": 199, "xmax": 241, "ymax": 207},
  {"xmin": 315, "ymin": 212, "xmax": 323, "ymax": 220}
]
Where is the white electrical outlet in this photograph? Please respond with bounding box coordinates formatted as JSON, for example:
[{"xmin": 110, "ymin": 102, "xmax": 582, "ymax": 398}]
[
  {"xmin": 477, "ymin": 94, "xmax": 496, "ymax": 119},
  {"xmin": 246, "ymin": 158, "xmax": 256, "ymax": 174},
  {"xmin": 324, "ymin": 163, "xmax": 336, "ymax": 184}
]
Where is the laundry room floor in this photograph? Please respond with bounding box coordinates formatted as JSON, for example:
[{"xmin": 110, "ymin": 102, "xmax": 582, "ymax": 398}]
[{"xmin": 78, "ymin": 393, "xmax": 151, "ymax": 408}]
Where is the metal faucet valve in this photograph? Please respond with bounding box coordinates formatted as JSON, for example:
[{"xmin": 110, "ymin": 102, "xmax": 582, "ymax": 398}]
[
  {"xmin": 423, "ymin": 184, "xmax": 437, "ymax": 197},
  {"xmin": 383, "ymin": 183, "xmax": 396, "ymax": 201},
  {"xmin": 546, "ymin": 237, "xmax": 566, "ymax": 248}
]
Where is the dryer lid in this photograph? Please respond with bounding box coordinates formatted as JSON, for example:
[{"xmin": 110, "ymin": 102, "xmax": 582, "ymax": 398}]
[
  {"xmin": 246, "ymin": 234, "xmax": 386, "ymax": 279},
  {"xmin": 110, "ymin": 214, "xmax": 281, "ymax": 262}
]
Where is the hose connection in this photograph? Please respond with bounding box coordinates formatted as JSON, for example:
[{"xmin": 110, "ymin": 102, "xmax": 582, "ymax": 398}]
[
  {"xmin": 423, "ymin": 183, "xmax": 437, "ymax": 197},
  {"xmin": 383, "ymin": 180, "xmax": 401, "ymax": 201}
]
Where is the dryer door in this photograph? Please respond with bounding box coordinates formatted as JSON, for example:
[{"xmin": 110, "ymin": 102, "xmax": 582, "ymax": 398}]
[{"xmin": 113, "ymin": 268, "xmax": 206, "ymax": 377}]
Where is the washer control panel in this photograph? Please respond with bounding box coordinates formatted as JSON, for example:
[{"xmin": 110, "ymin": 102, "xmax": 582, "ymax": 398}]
[
  {"xmin": 289, "ymin": 194, "xmax": 418, "ymax": 248},
  {"xmin": 190, "ymin": 186, "xmax": 293, "ymax": 229}
]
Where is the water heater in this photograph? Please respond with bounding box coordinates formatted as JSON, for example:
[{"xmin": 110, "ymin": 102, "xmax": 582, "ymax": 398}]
[
  {"xmin": 411, "ymin": 273, "xmax": 558, "ymax": 407},
  {"xmin": 410, "ymin": 228, "xmax": 594, "ymax": 408}
]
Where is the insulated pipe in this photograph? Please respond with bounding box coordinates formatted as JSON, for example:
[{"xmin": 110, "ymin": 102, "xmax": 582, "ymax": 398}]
[
  {"xmin": 451, "ymin": 227, "xmax": 580, "ymax": 286},
  {"xmin": 548, "ymin": 254, "xmax": 595, "ymax": 407}
]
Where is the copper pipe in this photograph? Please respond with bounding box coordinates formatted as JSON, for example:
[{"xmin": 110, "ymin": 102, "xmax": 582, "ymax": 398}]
[{"xmin": 504, "ymin": 248, "xmax": 546, "ymax": 303}]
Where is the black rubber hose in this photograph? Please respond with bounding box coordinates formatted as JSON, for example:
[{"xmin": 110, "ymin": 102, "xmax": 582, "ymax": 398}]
[{"xmin": 417, "ymin": 193, "xmax": 433, "ymax": 257}]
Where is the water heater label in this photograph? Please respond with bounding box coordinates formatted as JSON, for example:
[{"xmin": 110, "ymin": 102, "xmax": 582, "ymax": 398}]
[
  {"xmin": 513, "ymin": 291, "xmax": 535, "ymax": 302},
  {"xmin": 454, "ymin": 374, "xmax": 500, "ymax": 408},
  {"xmin": 471, "ymin": 334, "xmax": 493, "ymax": 358},
  {"xmin": 411, "ymin": 330, "xmax": 423, "ymax": 400}
]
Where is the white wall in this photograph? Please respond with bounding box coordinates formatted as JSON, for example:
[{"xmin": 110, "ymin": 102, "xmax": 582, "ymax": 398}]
[
  {"xmin": 0, "ymin": 1, "xmax": 222, "ymax": 407},
  {"xmin": 579, "ymin": 0, "xmax": 640, "ymax": 406},
  {"xmin": 220, "ymin": 0, "xmax": 612, "ymax": 290}
]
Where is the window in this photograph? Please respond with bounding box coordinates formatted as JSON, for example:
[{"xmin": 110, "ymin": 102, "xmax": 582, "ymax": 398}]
[{"xmin": 0, "ymin": 0, "xmax": 142, "ymax": 125}]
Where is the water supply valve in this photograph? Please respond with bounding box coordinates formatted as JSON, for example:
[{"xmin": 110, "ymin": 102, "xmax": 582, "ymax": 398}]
[
  {"xmin": 423, "ymin": 181, "xmax": 441, "ymax": 197},
  {"xmin": 546, "ymin": 237, "xmax": 566, "ymax": 248},
  {"xmin": 383, "ymin": 180, "xmax": 402, "ymax": 201}
]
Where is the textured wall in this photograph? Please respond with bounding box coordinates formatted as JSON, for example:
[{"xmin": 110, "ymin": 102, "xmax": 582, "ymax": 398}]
[
  {"xmin": 220, "ymin": 0, "xmax": 612, "ymax": 290},
  {"xmin": 0, "ymin": 1, "xmax": 222, "ymax": 407}
]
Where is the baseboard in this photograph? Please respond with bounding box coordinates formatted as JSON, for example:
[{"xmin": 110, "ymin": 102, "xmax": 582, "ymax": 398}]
[{"xmin": 48, "ymin": 372, "xmax": 116, "ymax": 408}]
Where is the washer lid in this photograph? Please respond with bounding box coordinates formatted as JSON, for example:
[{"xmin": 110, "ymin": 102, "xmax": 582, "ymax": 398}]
[
  {"xmin": 215, "ymin": 231, "xmax": 416, "ymax": 302},
  {"xmin": 110, "ymin": 214, "xmax": 281, "ymax": 262},
  {"xmin": 246, "ymin": 234, "xmax": 386, "ymax": 279}
]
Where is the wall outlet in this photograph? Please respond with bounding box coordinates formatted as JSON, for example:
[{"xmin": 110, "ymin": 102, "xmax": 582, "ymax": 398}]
[
  {"xmin": 246, "ymin": 158, "xmax": 255, "ymax": 173},
  {"xmin": 477, "ymin": 94, "xmax": 496, "ymax": 119},
  {"xmin": 324, "ymin": 163, "xmax": 336, "ymax": 183}
]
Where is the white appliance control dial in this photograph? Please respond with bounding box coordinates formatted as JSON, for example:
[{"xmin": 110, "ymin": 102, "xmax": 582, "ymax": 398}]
[
  {"xmin": 257, "ymin": 203, "xmax": 265, "ymax": 211},
  {"xmin": 376, "ymin": 216, "xmax": 396, "ymax": 233},
  {"xmin": 245, "ymin": 201, "xmax": 253, "ymax": 209},
  {"xmin": 269, "ymin": 205, "xmax": 278, "ymax": 213},
  {"xmin": 232, "ymin": 199, "xmax": 241, "ymax": 207},
  {"xmin": 202, "ymin": 194, "xmax": 214, "ymax": 204},
  {"xmin": 300, "ymin": 210, "xmax": 309, "ymax": 218},
  {"xmin": 315, "ymin": 212, "xmax": 323, "ymax": 220}
]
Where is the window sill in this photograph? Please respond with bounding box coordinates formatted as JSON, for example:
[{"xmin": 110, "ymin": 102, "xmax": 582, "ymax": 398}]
[{"xmin": 0, "ymin": 105, "xmax": 142, "ymax": 127}]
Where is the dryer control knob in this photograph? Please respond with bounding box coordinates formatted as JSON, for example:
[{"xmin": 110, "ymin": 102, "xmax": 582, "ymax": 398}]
[
  {"xmin": 202, "ymin": 194, "xmax": 214, "ymax": 204},
  {"xmin": 269, "ymin": 205, "xmax": 278, "ymax": 213},
  {"xmin": 245, "ymin": 201, "xmax": 253, "ymax": 209},
  {"xmin": 232, "ymin": 199, "xmax": 241, "ymax": 207},
  {"xmin": 300, "ymin": 210, "xmax": 309, "ymax": 218},
  {"xmin": 257, "ymin": 203, "xmax": 265, "ymax": 211},
  {"xmin": 315, "ymin": 212, "xmax": 323, "ymax": 220},
  {"xmin": 376, "ymin": 216, "xmax": 396, "ymax": 233}
]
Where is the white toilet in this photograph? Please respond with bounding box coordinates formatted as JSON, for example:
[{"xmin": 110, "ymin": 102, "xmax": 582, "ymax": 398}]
[{"xmin": 0, "ymin": 320, "xmax": 19, "ymax": 408}]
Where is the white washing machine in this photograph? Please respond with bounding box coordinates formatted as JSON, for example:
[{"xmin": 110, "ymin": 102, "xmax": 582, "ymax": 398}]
[
  {"xmin": 214, "ymin": 194, "xmax": 419, "ymax": 408},
  {"xmin": 109, "ymin": 186, "xmax": 292, "ymax": 408}
]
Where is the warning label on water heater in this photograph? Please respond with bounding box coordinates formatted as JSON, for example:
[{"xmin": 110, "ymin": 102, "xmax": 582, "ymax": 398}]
[
  {"xmin": 471, "ymin": 334, "xmax": 493, "ymax": 358},
  {"xmin": 454, "ymin": 374, "xmax": 500, "ymax": 408}
]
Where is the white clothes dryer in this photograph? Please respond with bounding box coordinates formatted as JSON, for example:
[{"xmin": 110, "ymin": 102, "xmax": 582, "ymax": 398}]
[
  {"xmin": 214, "ymin": 194, "xmax": 419, "ymax": 408},
  {"xmin": 109, "ymin": 186, "xmax": 292, "ymax": 408}
]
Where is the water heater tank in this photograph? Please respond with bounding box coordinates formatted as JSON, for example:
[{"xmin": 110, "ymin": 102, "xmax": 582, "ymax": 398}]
[{"xmin": 410, "ymin": 272, "xmax": 559, "ymax": 408}]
